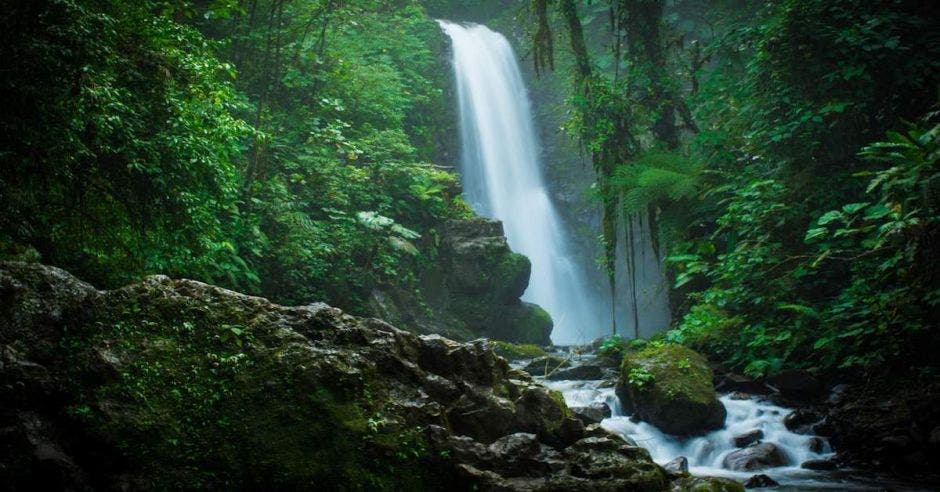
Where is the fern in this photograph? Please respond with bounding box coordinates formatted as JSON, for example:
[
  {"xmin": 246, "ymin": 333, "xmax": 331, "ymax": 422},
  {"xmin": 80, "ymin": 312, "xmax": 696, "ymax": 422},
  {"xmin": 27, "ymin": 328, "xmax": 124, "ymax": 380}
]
[{"xmin": 611, "ymin": 150, "xmax": 704, "ymax": 214}]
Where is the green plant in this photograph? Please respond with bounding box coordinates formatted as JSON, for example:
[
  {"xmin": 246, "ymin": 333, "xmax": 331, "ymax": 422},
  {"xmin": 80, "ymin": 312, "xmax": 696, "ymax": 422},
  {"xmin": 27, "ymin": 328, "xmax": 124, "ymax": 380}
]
[{"xmin": 628, "ymin": 367, "xmax": 655, "ymax": 390}]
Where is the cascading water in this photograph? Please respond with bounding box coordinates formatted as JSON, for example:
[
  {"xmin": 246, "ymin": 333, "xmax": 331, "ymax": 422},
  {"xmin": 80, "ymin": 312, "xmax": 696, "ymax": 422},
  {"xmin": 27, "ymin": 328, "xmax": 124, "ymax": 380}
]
[
  {"xmin": 544, "ymin": 376, "xmax": 924, "ymax": 490},
  {"xmin": 438, "ymin": 21, "xmax": 605, "ymax": 345}
]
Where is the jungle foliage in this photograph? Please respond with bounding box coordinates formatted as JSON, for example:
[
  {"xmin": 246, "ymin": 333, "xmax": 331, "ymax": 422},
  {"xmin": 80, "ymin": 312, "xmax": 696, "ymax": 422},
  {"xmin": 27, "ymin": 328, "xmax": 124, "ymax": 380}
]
[
  {"xmin": 0, "ymin": 0, "xmax": 468, "ymax": 312},
  {"xmin": 532, "ymin": 0, "xmax": 938, "ymax": 377}
]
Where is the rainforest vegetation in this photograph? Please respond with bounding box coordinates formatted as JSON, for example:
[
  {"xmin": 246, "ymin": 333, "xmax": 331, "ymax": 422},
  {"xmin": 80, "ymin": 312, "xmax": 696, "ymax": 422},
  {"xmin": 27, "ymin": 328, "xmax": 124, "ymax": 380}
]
[{"xmin": 1, "ymin": 0, "xmax": 938, "ymax": 489}]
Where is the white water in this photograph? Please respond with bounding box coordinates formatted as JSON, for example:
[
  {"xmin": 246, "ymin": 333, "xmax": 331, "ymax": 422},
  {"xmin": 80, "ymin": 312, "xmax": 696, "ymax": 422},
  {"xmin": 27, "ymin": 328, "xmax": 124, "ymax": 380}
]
[
  {"xmin": 545, "ymin": 378, "xmax": 926, "ymax": 490},
  {"xmin": 439, "ymin": 21, "xmax": 605, "ymax": 345}
]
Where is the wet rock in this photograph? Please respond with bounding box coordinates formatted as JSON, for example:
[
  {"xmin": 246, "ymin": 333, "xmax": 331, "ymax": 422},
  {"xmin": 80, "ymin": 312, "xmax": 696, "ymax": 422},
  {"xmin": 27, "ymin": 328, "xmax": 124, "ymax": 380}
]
[
  {"xmin": 488, "ymin": 432, "xmax": 542, "ymax": 458},
  {"xmin": 801, "ymin": 458, "xmax": 837, "ymax": 470},
  {"xmin": 722, "ymin": 442, "xmax": 789, "ymax": 471},
  {"xmin": 670, "ymin": 476, "xmax": 745, "ymax": 491},
  {"xmin": 743, "ymin": 474, "xmax": 779, "ymax": 488},
  {"xmin": 765, "ymin": 370, "xmax": 825, "ymax": 401},
  {"xmin": 733, "ymin": 429, "xmax": 764, "ymax": 448},
  {"xmin": 812, "ymin": 417, "xmax": 835, "ymax": 437},
  {"xmin": 663, "ymin": 456, "xmax": 689, "ymax": 476},
  {"xmin": 616, "ymin": 344, "xmax": 726, "ymax": 436},
  {"xmin": 807, "ymin": 436, "xmax": 826, "ymax": 453},
  {"xmin": 514, "ymin": 386, "xmax": 585, "ymax": 447},
  {"xmin": 522, "ymin": 356, "xmax": 570, "ymax": 376},
  {"xmin": 827, "ymin": 383, "xmax": 852, "ymax": 406},
  {"xmin": 570, "ymin": 402, "xmax": 611, "ymax": 425},
  {"xmin": 729, "ymin": 391, "xmax": 753, "ymax": 400},
  {"xmin": 783, "ymin": 409, "xmax": 822, "ymax": 434},
  {"xmin": 547, "ymin": 364, "xmax": 604, "ymax": 381}
]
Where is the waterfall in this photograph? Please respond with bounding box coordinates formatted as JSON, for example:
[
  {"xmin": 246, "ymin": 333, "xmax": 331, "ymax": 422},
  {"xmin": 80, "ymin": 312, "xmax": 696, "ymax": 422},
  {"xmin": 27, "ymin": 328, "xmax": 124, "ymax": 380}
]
[{"xmin": 438, "ymin": 21, "xmax": 605, "ymax": 345}]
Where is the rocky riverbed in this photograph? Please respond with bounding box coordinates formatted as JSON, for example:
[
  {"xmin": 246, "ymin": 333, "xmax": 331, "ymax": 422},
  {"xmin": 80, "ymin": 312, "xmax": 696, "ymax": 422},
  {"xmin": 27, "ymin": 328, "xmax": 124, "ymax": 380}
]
[{"xmin": 505, "ymin": 346, "xmax": 940, "ymax": 491}]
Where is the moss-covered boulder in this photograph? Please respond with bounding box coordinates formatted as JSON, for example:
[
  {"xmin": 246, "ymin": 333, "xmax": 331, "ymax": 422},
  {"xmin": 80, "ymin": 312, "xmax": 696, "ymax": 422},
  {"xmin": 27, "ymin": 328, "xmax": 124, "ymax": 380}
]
[
  {"xmin": 615, "ymin": 344, "xmax": 726, "ymax": 436},
  {"xmin": 0, "ymin": 262, "xmax": 674, "ymax": 491}
]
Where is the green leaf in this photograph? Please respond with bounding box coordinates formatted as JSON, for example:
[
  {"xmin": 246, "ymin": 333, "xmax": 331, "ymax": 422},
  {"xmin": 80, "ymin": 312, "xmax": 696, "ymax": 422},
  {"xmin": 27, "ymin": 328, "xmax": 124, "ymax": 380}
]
[{"xmin": 841, "ymin": 202, "xmax": 870, "ymax": 214}]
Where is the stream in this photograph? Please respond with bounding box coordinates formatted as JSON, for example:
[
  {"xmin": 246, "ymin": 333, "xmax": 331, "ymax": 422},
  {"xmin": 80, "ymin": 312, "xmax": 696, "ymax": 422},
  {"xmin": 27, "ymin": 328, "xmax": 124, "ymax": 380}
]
[
  {"xmin": 534, "ymin": 357, "xmax": 932, "ymax": 491},
  {"xmin": 439, "ymin": 19, "xmax": 933, "ymax": 492}
]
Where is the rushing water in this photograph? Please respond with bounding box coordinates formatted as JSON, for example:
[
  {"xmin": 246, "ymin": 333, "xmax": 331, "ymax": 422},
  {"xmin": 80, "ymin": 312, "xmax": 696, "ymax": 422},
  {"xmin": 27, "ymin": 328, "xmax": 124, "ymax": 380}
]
[
  {"xmin": 439, "ymin": 21, "xmax": 605, "ymax": 345},
  {"xmin": 544, "ymin": 376, "xmax": 930, "ymax": 491}
]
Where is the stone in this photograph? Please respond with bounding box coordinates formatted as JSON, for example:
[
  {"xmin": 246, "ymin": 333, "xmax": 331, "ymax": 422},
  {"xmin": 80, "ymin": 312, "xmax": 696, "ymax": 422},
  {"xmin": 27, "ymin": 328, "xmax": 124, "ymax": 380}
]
[
  {"xmin": 669, "ymin": 476, "xmax": 745, "ymax": 491},
  {"xmin": 722, "ymin": 443, "xmax": 789, "ymax": 471},
  {"xmin": 743, "ymin": 474, "xmax": 779, "ymax": 488},
  {"xmin": 801, "ymin": 458, "xmax": 837, "ymax": 470},
  {"xmin": 488, "ymin": 433, "xmax": 541, "ymax": 457},
  {"xmin": 783, "ymin": 409, "xmax": 822, "ymax": 434},
  {"xmin": 827, "ymin": 383, "xmax": 852, "ymax": 406},
  {"xmin": 765, "ymin": 370, "xmax": 825, "ymax": 401},
  {"xmin": 615, "ymin": 344, "xmax": 726, "ymax": 436},
  {"xmin": 733, "ymin": 429, "xmax": 764, "ymax": 448},
  {"xmin": 570, "ymin": 402, "xmax": 611, "ymax": 425},
  {"xmin": 715, "ymin": 373, "xmax": 770, "ymax": 394},
  {"xmin": 0, "ymin": 262, "xmax": 675, "ymax": 491},
  {"xmin": 522, "ymin": 356, "xmax": 570, "ymax": 376},
  {"xmin": 546, "ymin": 364, "xmax": 604, "ymax": 381},
  {"xmin": 807, "ymin": 436, "xmax": 827, "ymax": 453},
  {"xmin": 663, "ymin": 456, "xmax": 689, "ymax": 476},
  {"xmin": 366, "ymin": 218, "xmax": 553, "ymax": 345}
]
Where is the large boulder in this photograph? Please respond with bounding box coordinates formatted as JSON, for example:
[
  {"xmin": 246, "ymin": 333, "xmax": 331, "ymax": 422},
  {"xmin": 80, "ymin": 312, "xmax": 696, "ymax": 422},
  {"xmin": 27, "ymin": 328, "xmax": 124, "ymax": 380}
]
[
  {"xmin": 722, "ymin": 443, "xmax": 789, "ymax": 471},
  {"xmin": 615, "ymin": 344, "xmax": 726, "ymax": 436},
  {"xmin": 0, "ymin": 262, "xmax": 673, "ymax": 491},
  {"xmin": 369, "ymin": 218, "xmax": 552, "ymax": 344}
]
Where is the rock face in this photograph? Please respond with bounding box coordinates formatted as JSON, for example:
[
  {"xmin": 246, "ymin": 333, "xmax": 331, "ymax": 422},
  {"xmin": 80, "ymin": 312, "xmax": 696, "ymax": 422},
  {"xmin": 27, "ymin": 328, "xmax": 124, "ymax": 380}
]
[
  {"xmin": 616, "ymin": 344, "xmax": 726, "ymax": 436},
  {"xmin": 0, "ymin": 262, "xmax": 672, "ymax": 490},
  {"xmin": 722, "ymin": 443, "xmax": 789, "ymax": 471},
  {"xmin": 369, "ymin": 218, "xmax": 553, "ymax": 344}
]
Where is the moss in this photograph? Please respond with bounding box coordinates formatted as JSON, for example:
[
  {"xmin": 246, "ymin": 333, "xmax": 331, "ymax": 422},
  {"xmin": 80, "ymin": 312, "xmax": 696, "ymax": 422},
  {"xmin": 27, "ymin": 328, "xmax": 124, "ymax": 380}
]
[
  {"xmin": 670, "ymin": 476, "xmax": 746, "ymax": 492},
  {"xmin": 622, "ymin": 344, "xmax": 715, "ymax": 405},
  {"xmin": 60, "ymin": 287, "xmax": 440, "ymax": 490},
  {"xmin": 489, "ymin": 340, "xmax": 548, "ymax": 360},
  {"xmin": 618, "ymin": 343, "xmax": 725, "ymax": 435},
  {"xmin": 491, "ymin": 252, "xmax": 530, "ymax": 300},
  {"xmin": 511, "ymin": 303, "xmax": 552, "ymax": 345}
]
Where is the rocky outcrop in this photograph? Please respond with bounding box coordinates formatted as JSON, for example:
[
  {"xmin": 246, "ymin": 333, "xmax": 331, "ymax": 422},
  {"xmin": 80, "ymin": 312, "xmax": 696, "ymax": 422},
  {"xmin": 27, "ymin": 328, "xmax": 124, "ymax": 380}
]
[
  {"xmin": 369, "ymin": 218, "xmax": 552, "ymax": 345},
  {"xmin": 0, "ymin": 262, "xmax": 681, "ymax": 490},
  {"xmin": 615, "ymin": 344, "xmax": 726, "ymax": 436}
]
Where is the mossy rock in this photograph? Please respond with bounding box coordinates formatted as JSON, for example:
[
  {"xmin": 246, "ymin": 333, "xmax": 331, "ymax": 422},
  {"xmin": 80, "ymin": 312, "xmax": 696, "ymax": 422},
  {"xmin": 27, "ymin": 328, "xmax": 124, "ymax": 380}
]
[
  {"xmin": 669, "ymin": 476, "xmax": 745, "ymax": 492},
  {"xmin": 489, "ymin": 340, "xmax": 548, "ymax": 361},
  {"xmin": 616, "ymin": 344, "xmax": 726, "ymax": 436},
  {"xmin": 500, "ymin": 302, "xmax": 552, "ymax": 345}
]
